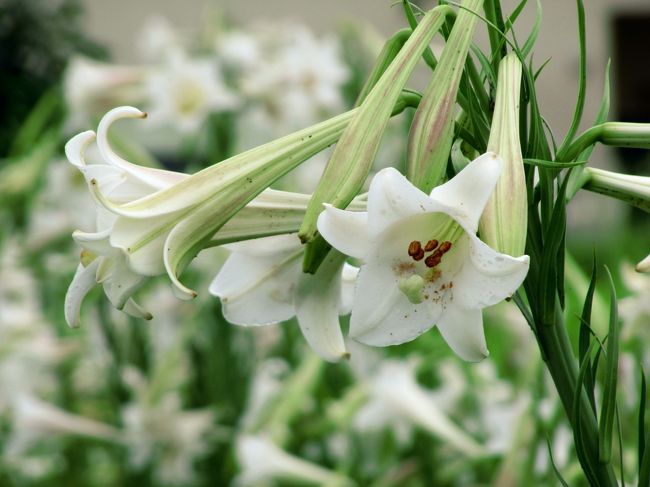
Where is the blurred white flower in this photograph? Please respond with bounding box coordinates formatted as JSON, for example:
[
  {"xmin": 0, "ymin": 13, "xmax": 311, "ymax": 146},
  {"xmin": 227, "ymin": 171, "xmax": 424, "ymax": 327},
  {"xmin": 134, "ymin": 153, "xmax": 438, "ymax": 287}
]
[
  {"xmin": 147, "ymin": 52, "xmax": 239, "ymax": 133},
  {"xmin": 235, "ymin": 434, "xmax": 351, "ymax": 487},
  {"xmin": 27, "ymin": 160, "xmax": 95, "ymax": 248},
  {"xmin": 0, "ymin": 240, "xmax": 73, "ymax": 411},
  {"xmin": 221, "ymin": 22, "xmax": 349, "ymax": 146},
  {"xmin": 64, "ymin": 56, "xmax": 147, "ymax": 130},
  {"xmin": 239, "ymin": 358, "xmax": 289, "ymax": 429},
  {"xmin": 137, "ymin": 15, "xmax": 183, "ymax": 62},
  {"xmin": 121, "ymin": 367, "xmax": 214, "ymax": 486},
  {"xmin": 620, "ymin": 263, "xmax": 650, "ymax": 336},
  {"xmin": 352, "ymin": 358, "xmax": 485, "ymax": 457},
  {"xmin": 5, "ymin": 394, "xmax": 122, "ymax": 459}
]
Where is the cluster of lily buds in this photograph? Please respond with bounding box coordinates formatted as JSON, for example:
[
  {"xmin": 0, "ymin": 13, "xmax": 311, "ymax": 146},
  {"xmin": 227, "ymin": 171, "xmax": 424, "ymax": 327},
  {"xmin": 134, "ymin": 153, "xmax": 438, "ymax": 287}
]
[{"xmin": 66, "ymin": 0, "xmax": 533, "ymax": 363}]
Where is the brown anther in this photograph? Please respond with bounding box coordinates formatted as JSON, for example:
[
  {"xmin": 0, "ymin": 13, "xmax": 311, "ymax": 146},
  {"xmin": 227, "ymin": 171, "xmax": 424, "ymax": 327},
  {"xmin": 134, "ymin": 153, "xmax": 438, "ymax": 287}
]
[
  {"xmin": 408, "ymin": 241, "xmax": 425, "ymax": 261},
  {"xmin": 439, "ymin": 241, "xmax": 452, "ymax": 254},
  {"xmin": 424, "ymin": 239, "xmax": 439, "ymax": 252},
  {"xmin": 408, "ymin": 240, "xmax": 422, "ymax": 257},
  {"xmin": 425, "ymin": 250, "xmax": 442, "ymax": 268}
]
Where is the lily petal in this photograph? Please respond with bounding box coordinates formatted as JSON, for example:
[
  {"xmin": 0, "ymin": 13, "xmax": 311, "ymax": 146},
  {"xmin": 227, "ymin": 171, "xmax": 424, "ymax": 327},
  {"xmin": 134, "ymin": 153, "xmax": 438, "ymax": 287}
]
[
  {"xmin": 430, "ymin": 152, "xmax": 502, "ymax": 233},
  {"xmin": 367, "ymin": 167, "xmax": 438, "ymax": 237},
  {"xmin": 64, "ymin": 260, "xmax": 100, "ymax": 328},
  {"xmin": 209, "ymin": 241, "xmax": 302, "ymax": 325},
  {"xmin": 122, "ymin": 299, "xmax": 153, "ymax": 321},
  {"xmin": 436, "ymin": 306, "xmax": 488, "ymax": 362},
  {"xmin": 317, "ymin": 204, "xmax": 369, "ymax": 259},
  {"xmin": 101, "ymin": 259, "xmax": 146, "ymax": 310},
  {"xmin": 295, "ymin": 252, "xmax": 349, "ymax": 362},
  {"xmin": 350, "ymin": 261, "xmax": 441, "ymax": 346},
  {"xmin": 65, "ymin": 131, "xmax": 96, "ymax": 169},
  {"xmin": 453, "ymin": 234, "xmax": 529, "ymax": 309},
  {"xmin": 96, "ymin": 106, "xmax": 186, "ymax": 189}
]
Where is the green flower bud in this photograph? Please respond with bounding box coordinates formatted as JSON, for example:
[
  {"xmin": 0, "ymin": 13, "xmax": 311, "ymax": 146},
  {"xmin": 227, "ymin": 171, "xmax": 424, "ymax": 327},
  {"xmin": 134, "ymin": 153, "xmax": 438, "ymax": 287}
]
[
  {"xmin": 407, "ymin": 0, "xmax": 483, "ymax": 193},
  {"xmin": 298, "ymin": 6, "xmax": 453, "ymax": 248},
  {"xmin": 479, "ymin": 53, "xmax": 527, "ymax": 257}
]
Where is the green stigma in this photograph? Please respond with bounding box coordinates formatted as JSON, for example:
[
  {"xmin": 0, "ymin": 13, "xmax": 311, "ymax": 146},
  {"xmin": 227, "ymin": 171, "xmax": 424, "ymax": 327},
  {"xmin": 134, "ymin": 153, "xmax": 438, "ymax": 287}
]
[{"xmin": 398, "ymin": 274, "xmax": 425, "ymax": 304}]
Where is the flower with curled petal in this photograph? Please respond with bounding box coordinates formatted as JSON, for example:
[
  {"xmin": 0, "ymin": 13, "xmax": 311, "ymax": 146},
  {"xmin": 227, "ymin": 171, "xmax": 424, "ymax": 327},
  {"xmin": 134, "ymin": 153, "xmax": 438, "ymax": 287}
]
[
  {"xmin": 64, "ymin": 106, "xmax": 351, "ymax": 327},
  {"xmin": 317, "ymin": 153, "xmax": 530, "ymax": 361},
  {"xmin": 210, "ymin": 234, "xmax": 359, "ymax": 362}
]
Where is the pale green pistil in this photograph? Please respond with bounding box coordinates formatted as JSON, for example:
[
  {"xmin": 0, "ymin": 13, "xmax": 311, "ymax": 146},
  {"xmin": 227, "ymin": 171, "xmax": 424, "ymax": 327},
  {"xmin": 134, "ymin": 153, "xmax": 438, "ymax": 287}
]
[{"xmin": 398, "ymin": 274, "xmax": 426, "ymax": 304}]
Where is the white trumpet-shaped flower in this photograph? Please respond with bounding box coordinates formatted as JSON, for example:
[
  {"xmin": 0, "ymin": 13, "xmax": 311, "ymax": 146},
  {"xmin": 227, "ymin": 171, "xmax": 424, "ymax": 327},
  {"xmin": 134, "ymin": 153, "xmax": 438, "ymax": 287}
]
[
  {"xmin": 65, "ymin": 106, "xmax": 349, "ymax": 327},
  {"xmin": 317, "ymin": 153, "xmax": 530, "ymax": 361},
  {"xmin": 210, "ymin": 234, "xmax": 359, "ymax": 362},
  {"xmin": 235, "ymin": 434, "xmax": 352, "ymax": 487}
]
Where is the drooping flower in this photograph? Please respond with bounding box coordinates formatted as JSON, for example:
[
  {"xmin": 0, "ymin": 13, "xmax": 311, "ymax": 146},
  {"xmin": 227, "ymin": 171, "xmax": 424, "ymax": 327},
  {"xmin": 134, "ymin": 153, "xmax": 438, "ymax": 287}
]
[
  {"xmin": 64, "ymin": 104, "xmax": 363, "ymax": 326},
  {"xmin": 317, "ymin": 153, "xmax": 530, "ymax": 361},
  {"xmin": 209, "ymin": 233, "xmax": 359, "ymax": 362}
]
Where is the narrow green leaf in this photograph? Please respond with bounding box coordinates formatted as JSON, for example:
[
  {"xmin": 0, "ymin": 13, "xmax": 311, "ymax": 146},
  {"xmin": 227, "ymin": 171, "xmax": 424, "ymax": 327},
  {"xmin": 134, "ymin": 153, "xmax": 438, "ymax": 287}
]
[
  {"xmin": 504, "ymin": 0, "xmax": 529, "ymax": 35},
  {"xmin": 9, "ymin": 88, "xmax": 62, "ymax": 157},
  {"xmin": 520, "ymin": 0, "xmax": 542, "ymax": 60},
  {"xmin": 546, "ymin": 436, "xmax": 571, "ymax": 487},
  {"xmin": 556, "ymin": 0, "xmax": 587, "ymax": 156},
  {"xmin": 579, "ymin": 256, "xmax": 597, "ymax": 379},
  {"xmin": 573, "ymin": 339, "xmax": 601, "ymax": 486},
  {"xmin": 565, "ymin": 60, "xmax": 611, "ymax": 199},
  {"xmin": 533, "ymin": 57, "xmax": 552, "ymax": 81},
  {"xmin": 523, "ymin": 158, "xmax": 585, "ymax": 168},
  {"xmin": 598, "ymin": 265, "xmax": 619, "ymax": 463},
  {"xmin": 616, "ymin": 404, "xmax": 625, "ymax": 487},
  {"xmin": 483, "ymin": 0, "xmax": 507, "ymax": 68},
  {"xmin": 639, "ymin": 368, "xmax": 647, "ymax": 477},
  {"xmin": 538, "ymin": 175, "xmax": 568, "ymax": 325},
  {"xmin": 470, "ymin": 44, "xmax": 497, "ymax": 86}
]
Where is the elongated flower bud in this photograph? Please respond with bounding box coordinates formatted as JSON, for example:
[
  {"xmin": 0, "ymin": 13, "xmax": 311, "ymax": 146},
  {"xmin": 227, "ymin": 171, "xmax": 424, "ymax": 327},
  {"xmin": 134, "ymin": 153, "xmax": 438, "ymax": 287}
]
[
  {"xmin": 479, "ymin": 53, "xmax": 527, "ymax": 257},
  {"xmin": 298, "ymin": 6, "xmax": 452, "ymax": 247},
  {"xmin": 407, "ymin": 0, "xmax": 482, "ymax": 193}
]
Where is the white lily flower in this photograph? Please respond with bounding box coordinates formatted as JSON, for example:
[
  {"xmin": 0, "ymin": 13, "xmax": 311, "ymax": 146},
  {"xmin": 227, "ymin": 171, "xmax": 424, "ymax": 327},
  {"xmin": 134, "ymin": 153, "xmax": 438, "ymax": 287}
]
[
  {"xmin": 638, "ymin": 254, "xmax": 650, "ymax": 273},
  {"xmin": 235, "ymin": 434, "xmax": 351, "ymax": 487},
  {"xmin": 64, "ymin": 106, "xmax": 357, "ymax": 326},
  {"xmin": 209, "ymin": 233, "xmax": 359, "ymax": 362},
  {"xmin": 317, "ymin": 153, "xmax": 530, "ymax": 361}
]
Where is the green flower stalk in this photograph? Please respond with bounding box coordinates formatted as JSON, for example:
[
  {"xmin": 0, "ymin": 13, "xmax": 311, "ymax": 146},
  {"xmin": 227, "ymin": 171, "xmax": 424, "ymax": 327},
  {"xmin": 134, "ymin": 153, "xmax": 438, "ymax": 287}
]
[
  {"xmin": 298, "ymin": 6, "xmax": 452, "ymax": 247},
  {"xmin": 558, "ymin": 121, "xmax": 650, "ymax": 162},
  {"xmin": 407, "ymin": 0, "xmax": 483, "ymax": 193},
  {"xmin": 479, "ymin": 53, "xmax": 527, "ymax": 257},
  {"xmin": 582, "ymin": 166, "xmax": 650, "ymax": 214}
]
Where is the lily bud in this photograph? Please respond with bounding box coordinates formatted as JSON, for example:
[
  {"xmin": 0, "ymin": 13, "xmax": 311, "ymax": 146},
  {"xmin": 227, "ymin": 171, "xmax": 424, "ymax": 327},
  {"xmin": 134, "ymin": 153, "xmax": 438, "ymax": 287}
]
[
  {"xmin": 479, "ymin": 53, "xmax": 527, "ymax": 257},
  {"xmin": 407, "ymin": 0, "xmax": 483, "ymax": 193},
  {"xmin": 298, "ymin": 6, "xmax": 452, "ymax": 248}
]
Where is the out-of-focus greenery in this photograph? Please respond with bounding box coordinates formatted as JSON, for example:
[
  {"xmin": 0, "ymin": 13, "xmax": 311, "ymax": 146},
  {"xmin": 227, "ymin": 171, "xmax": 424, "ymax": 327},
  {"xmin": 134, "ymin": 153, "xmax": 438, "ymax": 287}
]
[{"xmin": 0, "ymin": 0, "xmax": 105, "ymax": 157}]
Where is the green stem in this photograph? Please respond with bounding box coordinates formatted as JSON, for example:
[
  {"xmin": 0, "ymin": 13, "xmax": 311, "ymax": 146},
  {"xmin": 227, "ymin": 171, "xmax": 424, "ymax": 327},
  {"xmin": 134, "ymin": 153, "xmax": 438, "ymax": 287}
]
[{"xmin": 535, "ymin": 302, "xmax": 618, "ymax": 486}]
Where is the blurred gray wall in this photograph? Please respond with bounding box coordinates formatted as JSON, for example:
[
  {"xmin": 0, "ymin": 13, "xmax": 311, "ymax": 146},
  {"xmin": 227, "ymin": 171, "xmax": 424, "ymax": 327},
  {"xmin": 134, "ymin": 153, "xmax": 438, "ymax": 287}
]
[{"xmin": 81, "ymin": 0, "xmax": 648, "ymax": 150}]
